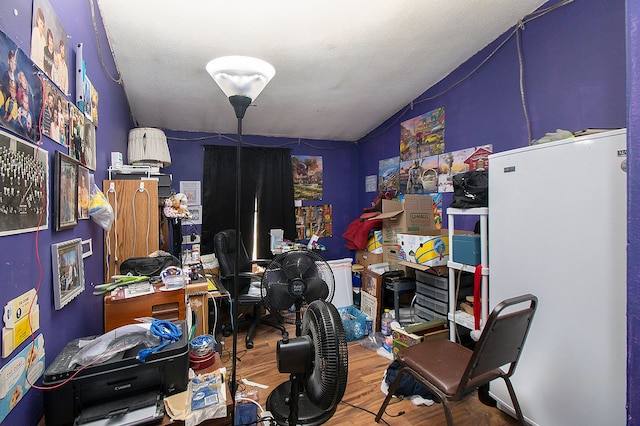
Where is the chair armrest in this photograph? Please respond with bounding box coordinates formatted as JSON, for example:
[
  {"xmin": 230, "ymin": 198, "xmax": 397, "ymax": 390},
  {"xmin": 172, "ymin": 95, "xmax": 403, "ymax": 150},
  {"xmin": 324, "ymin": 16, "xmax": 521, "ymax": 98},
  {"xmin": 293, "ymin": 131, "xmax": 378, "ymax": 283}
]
[{"xmin": 251, "ymin": 258, "xmax": 273, "ymax": 267}]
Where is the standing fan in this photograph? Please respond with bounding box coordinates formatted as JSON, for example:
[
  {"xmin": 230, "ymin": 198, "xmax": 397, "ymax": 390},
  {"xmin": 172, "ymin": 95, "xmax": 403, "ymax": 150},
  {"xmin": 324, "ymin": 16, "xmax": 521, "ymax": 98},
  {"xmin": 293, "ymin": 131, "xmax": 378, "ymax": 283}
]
[
  {"xmin": 260, "ymin": 251, "xmax": 348, "ymax": 425},
  {"xmin": 261, "ymin": 250, "xmax": 335, "ymax": 335}
]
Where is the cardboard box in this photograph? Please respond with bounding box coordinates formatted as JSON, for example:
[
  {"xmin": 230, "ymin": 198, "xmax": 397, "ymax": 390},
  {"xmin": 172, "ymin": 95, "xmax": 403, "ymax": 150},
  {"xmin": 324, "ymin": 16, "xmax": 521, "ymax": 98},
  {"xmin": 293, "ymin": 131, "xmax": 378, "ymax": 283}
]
[
  {"xmin": 391, "ymin": 319, "xmax": 448, "ymax": 359},
  {"xmin": 366, "ymin": 230, "xmax": 383, "ymax": 254},
  {"xmin": 382, "ymin": 244, "xmax": 407, "ymax": 273},
  {"xmin": 397, "ymin": 230, "xmax": 449, "ymax": 267},
  {"xmin": 373, "ymin": 195, "xmax": 435, "ymax": 245},
  {"xmin": 356, "ymin": 250, "xmax": 384, "ymax": 268}
]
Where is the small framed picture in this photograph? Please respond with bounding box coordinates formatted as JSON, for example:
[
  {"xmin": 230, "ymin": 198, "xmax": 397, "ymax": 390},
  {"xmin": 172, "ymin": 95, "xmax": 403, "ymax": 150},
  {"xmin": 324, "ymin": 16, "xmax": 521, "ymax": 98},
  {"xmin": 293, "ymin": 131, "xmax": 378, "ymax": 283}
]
[
  {"xmin": 187, "ymin": 205, "xmax": 202, "ymax": 225},
  {"xmin": 51, "ymin": 238, "xmax": 85, "ymax": 310},
  {"xmin": 54, "ymin": 151, "xmax": 78, "ymax": 230},
  {"xmin": 77, "ymin": 165, "xmax": 90, "ymax": 219}
]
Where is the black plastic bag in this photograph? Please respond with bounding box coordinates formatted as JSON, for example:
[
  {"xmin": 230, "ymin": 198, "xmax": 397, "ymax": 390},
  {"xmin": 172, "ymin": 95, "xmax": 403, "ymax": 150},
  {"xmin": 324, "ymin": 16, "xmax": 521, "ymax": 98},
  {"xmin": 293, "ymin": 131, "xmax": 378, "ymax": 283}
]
[
  {"xmin": 385, "ymin": 360, "xmax": 439, "ymax": 401},
  {"xmin": 450, "ymin": 170, "xmax": 488, "ymax": 208},
  {"xmin": 119, "ymin": 255, "xmax": 180, "ymax": 277}
]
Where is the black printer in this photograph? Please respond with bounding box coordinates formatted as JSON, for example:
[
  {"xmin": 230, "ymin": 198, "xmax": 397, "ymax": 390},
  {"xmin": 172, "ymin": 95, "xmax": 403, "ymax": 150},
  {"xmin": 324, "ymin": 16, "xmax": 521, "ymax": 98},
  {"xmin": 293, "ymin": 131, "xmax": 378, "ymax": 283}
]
[{"xmin": 42, "ymin": 321, "xmax": 189, "ymax": 426}]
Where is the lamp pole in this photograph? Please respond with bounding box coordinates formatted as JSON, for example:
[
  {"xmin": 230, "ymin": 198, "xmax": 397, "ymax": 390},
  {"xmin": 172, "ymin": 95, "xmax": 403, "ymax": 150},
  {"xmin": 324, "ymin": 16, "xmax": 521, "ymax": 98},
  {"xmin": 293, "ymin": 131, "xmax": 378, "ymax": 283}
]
[
  {"xmin": 228, "ymin": 95, "xmax": 251, "ymax": 402},
  {"xmin": 205, "ymin": 55, "xmax": 275, "ymax": 424}
]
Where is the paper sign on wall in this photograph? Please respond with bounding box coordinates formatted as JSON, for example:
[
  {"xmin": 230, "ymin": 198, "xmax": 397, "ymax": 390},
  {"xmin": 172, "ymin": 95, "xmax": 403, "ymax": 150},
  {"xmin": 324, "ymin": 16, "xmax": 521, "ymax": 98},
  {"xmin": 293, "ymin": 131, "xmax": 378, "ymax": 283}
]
[{"xmin": 2, "ymin": 290, "xmax": 40, "ymax": 358}]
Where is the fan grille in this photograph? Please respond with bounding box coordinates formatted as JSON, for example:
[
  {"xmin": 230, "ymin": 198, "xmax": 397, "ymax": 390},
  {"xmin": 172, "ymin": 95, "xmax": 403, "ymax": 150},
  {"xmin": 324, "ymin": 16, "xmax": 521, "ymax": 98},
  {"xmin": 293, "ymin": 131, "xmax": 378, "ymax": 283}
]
[
  {"xmin": 303, "ymin": 300, "xmax": 349, "ymax": 410},
  {"xmin": 261, "ymin": 250, "xmax": 336, "ymax": 323}
]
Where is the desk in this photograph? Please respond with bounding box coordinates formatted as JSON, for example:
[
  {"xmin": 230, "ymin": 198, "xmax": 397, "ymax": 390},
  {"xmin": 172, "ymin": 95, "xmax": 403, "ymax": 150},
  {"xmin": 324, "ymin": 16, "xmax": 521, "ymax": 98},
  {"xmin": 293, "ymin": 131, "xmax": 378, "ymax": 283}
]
[{"xmin": 104, "ymin": 284, "xmax": 186, "ymax": 331}]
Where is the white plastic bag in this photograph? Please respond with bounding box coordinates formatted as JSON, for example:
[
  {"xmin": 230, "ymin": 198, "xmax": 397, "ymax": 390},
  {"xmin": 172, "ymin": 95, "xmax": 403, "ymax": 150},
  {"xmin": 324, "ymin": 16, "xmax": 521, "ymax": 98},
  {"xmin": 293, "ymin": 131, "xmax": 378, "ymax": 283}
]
[{"xmin": 89, "ymin": 181, "xmax": 114, "ymax": 231}]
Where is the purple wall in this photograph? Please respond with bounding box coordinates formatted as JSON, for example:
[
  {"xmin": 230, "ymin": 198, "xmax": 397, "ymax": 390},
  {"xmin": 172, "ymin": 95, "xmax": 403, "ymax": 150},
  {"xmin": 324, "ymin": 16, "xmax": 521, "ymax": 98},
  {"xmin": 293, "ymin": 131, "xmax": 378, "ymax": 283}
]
[
  {"xmin": 164, "ymin": 130, "xmax": 359, "ymax": 261},
  {"xmin": 357, "ymin": 0, "xmax": 626, "ymax": 232},
  {"xmin": 0, "ymin": 1, "xmax": 131, "ymax": 425},
  {"xmin": 627, "ymin": 0, "xmax": 640, "ymax": 422}
]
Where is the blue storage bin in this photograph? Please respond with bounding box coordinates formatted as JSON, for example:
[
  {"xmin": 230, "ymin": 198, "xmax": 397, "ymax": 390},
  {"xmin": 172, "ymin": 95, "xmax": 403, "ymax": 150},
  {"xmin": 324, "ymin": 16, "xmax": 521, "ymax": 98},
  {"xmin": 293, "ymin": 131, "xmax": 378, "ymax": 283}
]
[
  {"xmin": 452, "ymin": 234, "xmax": 482, "ymax": 265},
  {"xmin": 337, "ymin": 305, "xmax": 367, "ymax": 342}
]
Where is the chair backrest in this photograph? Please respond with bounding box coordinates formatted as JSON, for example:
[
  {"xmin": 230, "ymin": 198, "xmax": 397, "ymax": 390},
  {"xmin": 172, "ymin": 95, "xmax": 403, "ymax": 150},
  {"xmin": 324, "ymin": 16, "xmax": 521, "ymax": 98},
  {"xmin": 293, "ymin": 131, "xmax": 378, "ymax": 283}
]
[
  {"xmin": 213, "ymin": 229, "xmax": 253, "ymax": 294},
  {"xmin": 458, "ymin": 294, "xmax": 538, "ymax": 394}
]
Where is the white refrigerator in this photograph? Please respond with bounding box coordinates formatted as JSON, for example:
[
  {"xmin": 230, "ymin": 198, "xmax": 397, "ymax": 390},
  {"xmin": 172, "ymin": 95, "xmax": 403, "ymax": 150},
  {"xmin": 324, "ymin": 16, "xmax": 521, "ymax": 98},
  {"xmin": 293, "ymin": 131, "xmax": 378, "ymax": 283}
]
[{"xmin": 487, "ymin": 129, "xmax": 627, "ymax": 426}]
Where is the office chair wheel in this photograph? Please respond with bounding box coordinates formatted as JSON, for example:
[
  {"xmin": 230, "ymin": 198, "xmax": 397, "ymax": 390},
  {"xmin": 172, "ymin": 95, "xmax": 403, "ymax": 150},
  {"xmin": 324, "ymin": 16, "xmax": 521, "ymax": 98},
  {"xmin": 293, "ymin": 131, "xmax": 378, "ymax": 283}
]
[
  {"xmin": 246, "ymin": 341, "xmax": 254, "ymax": 349},
  {"xmin": 222, "ymin": 324, "xmax": 232, "ymax": 337}
]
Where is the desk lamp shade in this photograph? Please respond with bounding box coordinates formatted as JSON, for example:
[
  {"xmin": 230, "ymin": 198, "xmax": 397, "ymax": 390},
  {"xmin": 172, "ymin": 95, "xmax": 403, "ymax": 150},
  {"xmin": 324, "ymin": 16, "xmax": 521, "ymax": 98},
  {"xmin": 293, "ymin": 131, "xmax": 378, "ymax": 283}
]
[
  {"xmin": 128, "ymin": 127, "xmax": 171, "ymax": 167},
  {"xmin": 205, "ymin": 56, "xmax": 275, "ymax": 102}
]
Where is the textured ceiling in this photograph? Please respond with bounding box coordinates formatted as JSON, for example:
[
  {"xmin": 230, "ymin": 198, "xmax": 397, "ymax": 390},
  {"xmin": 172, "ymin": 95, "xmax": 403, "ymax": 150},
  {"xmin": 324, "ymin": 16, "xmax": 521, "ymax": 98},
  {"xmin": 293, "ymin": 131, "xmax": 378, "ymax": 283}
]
[{"xmin": 96, "ymin": 0, "xmax": 547, "ymax": 141}]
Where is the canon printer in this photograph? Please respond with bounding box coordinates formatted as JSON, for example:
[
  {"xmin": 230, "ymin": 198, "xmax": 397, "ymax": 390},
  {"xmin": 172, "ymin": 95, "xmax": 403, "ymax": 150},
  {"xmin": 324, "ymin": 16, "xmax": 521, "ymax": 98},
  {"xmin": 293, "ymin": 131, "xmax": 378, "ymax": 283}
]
[{"xmin": 42, "ymin": 321, "xmax": 189, "ymax": 426}]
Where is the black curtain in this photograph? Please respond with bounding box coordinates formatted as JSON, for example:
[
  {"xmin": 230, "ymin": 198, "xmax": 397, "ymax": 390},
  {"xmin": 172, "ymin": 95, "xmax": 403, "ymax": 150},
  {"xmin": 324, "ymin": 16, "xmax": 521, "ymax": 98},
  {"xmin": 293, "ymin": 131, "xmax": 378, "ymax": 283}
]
[{"xmin": 201, "ymin": 145, "xmax": 296, "ymax": 258}]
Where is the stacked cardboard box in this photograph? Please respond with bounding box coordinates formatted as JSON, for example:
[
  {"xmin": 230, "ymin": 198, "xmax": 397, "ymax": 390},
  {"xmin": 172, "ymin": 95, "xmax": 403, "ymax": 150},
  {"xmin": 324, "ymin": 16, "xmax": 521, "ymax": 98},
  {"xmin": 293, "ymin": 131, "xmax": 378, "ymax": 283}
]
[{"xmin": 371, "ymin": 194, "xmax": 435, "ymax": 273}]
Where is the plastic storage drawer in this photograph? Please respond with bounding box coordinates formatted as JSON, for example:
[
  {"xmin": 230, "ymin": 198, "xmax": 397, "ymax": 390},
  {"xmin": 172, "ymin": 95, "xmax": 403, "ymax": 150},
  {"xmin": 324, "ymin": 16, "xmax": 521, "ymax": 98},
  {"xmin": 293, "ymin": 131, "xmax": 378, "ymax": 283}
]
[
  {"xmin": 416, "ymin": 281, "xmax": 448, "ymax": 302},
  {"xmin": 415, "ymin": 303, "xmax": 447, "ymax": 322},
  {"xmin": 415, "ymin": 294, "xmax": 448, "ymax": 315},
  {"xmin": 415, "ymin": 270, "xmax": 448, "ymax": 290}
]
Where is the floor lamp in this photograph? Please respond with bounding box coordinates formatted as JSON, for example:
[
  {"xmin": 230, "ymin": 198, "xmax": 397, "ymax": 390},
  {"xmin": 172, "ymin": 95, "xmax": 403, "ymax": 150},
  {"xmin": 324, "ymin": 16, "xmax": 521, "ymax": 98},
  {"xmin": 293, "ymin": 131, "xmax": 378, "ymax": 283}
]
[{"xmin": 205, "ymin": 55, "xmax": 276, "ymax": 414}]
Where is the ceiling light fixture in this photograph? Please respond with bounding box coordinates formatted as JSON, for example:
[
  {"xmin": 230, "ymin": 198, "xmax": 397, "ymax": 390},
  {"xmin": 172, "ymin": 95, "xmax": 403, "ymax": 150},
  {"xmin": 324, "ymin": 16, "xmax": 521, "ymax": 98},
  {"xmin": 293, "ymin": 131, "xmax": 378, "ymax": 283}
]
[{"xmin": 205, "ymin": 55, "xmax": 275, "ymax": 413}]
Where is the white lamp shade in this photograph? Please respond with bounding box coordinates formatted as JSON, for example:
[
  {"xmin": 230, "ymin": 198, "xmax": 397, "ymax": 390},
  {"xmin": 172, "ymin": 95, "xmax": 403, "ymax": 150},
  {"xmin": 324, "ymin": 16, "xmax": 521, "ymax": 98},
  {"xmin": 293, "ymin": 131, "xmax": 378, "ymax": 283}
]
[
  {"xmin": 128, "ymin": 127, "xmax": 171, "ymax": 167},
  {"xmin": 205, "ymin": 56, "xmax": 275, "ymax": 101}
]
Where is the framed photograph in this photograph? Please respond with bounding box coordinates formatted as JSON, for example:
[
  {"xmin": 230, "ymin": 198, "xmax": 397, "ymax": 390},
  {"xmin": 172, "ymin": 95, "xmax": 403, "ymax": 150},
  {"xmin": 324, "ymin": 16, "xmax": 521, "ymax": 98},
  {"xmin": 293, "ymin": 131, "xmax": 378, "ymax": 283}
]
[
  {"xmin": 54, "ymin": 151, "xmax": 78, "ymax": 231},
  {"xmin": 77, "ymin": 165, "xmax": 90, "ymax": 219},
  {"xmin": 51, "ymin": 238, "xmax": 85, "ymax": 310},
  {"xmin": 180, "ymin": 181, "xmax": 201, "ymax": 205},
  {"xmin": 0, "ymin": 129, "xmax": 49, "ymax": 236},
  {"xmin": 187, "ymin": 205, "xmax": 202, "ymax": 225}
]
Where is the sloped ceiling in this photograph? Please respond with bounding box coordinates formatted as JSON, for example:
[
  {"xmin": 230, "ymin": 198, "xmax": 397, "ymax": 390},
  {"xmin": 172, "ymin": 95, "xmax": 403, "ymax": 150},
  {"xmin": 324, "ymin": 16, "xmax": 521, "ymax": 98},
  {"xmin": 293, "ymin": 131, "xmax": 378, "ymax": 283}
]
[{"xmin": 96, "ymin": 0, "xmax": 547, "ymax": 141}]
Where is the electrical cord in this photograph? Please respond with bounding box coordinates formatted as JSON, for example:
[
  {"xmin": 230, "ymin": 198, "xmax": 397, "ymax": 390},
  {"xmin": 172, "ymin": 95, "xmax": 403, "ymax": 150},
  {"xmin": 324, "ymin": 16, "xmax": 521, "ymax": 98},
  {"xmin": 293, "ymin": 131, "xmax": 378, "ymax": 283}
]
[
  {"xmin": 137, "ymin": 319, "xmax": 182, "ymax": 362},
  {"xmin": 340, "ymin": 400, "xmax": 392, "ymax": 426},
  {"xmin": 131, "ymin": 184, "xmax": 151, "ymax": 257}
]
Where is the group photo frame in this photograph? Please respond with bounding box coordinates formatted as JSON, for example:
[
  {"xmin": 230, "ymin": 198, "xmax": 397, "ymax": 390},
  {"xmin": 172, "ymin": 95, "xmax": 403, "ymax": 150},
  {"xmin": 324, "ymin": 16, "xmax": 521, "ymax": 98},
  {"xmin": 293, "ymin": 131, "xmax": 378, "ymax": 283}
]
[
  {"xmin": 51, "ymin": 238, "xmax": 85, "ymax": 310},
  {"xmin": 53, "ymin": 150, "xmax": 78, "ymax": 231}
]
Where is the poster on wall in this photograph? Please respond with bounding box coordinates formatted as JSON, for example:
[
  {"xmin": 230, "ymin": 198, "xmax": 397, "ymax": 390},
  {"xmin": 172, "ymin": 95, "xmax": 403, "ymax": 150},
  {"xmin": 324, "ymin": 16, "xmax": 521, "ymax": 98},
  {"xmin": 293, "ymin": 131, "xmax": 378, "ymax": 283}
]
[
  {"xmin": 437, "ymin": 145, "xmax": 492, "ymax": 193},
  {"xmin": 378, "ymin": 156, "xmax": 399, "ymax": 195},
  {"xmin": 292, "ymin": 155, "xmax": 323, "ymax": 200},
  {"xmin": 41, "ymin": 79, "xmax": 68, "ymax": 146},
  {"xmin": 295, "ymin": 204, "xmax": 333, "ymax": 241},
  {"xmin": 30, "ymin": 0, "xmax": 69, "ymax": 95},
  {"xmin": 0, "ymin": 30, "xmax": 44, "ymax": 144},
  {"xmin": 0, "ymin": 334, "xmax": 45, "ymax": 423},
  {"xmin": 399, "ymin": 154, "xmax": 438, "ymax": 194},
  {"xmin": 400, "ymin": 107, "xmax": 445, "ymax": 161},
  {"xmin": 68, "ymin": 103, "xmax": 85, "ymax": 164},
  {"xmin": 82, "ymin": 120, "xmax": 97, "ymax": 171},
  {"xmin": 0, "ymin": 129, "xmax": 48, "ymax": 236},
  {"xmin": 430, "ymin": 193, "xmax": 443, "ymax": 229}
]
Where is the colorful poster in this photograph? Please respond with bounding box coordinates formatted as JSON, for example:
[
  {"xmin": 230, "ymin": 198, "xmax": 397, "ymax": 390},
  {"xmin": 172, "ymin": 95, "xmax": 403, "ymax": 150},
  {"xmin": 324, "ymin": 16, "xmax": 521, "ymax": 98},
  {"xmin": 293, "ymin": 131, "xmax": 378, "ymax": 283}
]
[
  {"xmin": 0, "ymin": 334, "xmax": 45, "ymax": 423},
  {"xmin": 378, "ymin": 156, "xmax": 399, "ymax": 194},
  {"xmin": 295, "ymin": 204, "xmax": 332, "ymax": 240},
  {"xmin": 400, "ymin": 107, "xmax": 445, "ymax": 161},
  {"xmin": 0, "ymin": 30, "xmax": 44, "ymax": 144},
  {"xmin": 399, "ymin": 155, "xmax": 438, "ymax": 194},
  {"xmin": 292, "ymin": 155, "xmax": 323, "ymax": 200},
  {"xmin": 30, "ymin": 0, "xmax": 69, "ymax": 94},
  {"xmin": 437, "ymin": 145, "xmax": 492, "ymax": 193}
]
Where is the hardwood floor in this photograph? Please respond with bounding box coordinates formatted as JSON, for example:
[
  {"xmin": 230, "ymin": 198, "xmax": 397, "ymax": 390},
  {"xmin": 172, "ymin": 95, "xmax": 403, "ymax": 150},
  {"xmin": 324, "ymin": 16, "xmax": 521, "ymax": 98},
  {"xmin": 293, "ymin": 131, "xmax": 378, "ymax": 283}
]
[{"xmin": 218, "ymin": 321, "xmax": 520, "ymax": 425}]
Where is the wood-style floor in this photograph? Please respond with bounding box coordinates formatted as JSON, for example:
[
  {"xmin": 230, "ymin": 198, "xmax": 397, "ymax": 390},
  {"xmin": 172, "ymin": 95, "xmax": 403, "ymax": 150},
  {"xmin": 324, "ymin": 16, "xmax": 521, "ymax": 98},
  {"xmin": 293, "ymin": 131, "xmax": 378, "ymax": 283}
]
[{"xmin": 218, "ymin": 320, "xmax": 520, "ymax": 426}]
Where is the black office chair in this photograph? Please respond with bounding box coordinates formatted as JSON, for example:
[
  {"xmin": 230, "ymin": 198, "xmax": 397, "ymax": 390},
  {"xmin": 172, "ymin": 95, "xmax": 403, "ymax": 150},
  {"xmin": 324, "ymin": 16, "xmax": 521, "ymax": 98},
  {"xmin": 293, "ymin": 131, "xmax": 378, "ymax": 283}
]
[
  {"xmin": 376, "ymin": 294, "xmax": 538, "ymax": 426},
  {"xmin": 213, "ymin": 229, "xmax": 286, "ymax": 349}
]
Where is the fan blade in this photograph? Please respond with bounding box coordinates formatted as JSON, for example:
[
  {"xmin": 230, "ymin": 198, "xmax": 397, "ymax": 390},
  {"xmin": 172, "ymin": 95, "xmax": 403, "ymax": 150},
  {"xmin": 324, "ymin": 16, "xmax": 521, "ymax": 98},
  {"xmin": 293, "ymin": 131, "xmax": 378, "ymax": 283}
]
[
  {"xmin": 281, "ymin": 252, "xmax": 314, "ymax": 280},
  {"xmin": 304, "ymin": 277, "xmax": 329, "ymax": 302},
  {"xmin": 267, "ymin": 282, "xmax": 297, "ymax": 311}
]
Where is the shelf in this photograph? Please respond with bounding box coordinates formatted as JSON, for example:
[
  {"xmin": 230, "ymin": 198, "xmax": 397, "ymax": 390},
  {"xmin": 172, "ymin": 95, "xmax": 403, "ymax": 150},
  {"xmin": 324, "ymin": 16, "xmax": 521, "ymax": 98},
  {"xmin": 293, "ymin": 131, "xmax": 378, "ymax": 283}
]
[
  {"xmin": 446, "ymin": 207, "xmax": 489, "ymax": 216},
  {"xmin": 447, "ymin": 261, "xmax": 489, "ymax": 275},
  {"xmin": 448, "ymin": 311, "xmax": 477, "ymax": 330}
]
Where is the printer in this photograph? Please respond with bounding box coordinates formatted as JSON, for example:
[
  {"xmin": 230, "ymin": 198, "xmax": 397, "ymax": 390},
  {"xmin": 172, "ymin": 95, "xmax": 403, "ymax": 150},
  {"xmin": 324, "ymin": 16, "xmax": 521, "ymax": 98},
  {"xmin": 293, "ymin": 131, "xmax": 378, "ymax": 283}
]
[{"xmin": 42, "ymin": 321, "xmax": 189, "ymax": 426}]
